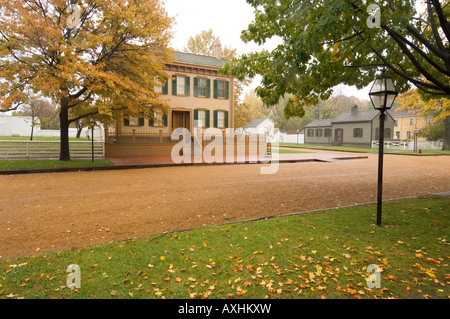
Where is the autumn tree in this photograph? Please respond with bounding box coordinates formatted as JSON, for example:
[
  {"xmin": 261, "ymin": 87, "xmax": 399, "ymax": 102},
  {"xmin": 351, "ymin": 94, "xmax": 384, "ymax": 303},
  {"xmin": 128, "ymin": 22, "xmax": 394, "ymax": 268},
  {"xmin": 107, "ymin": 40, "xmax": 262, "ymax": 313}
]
[
  {"xmin": 397, "ymin": 88, "xmax": 450, "ymax": 148},
  {"xmin": 184, "ymin": 29, "xmax": 237, "ymax": 61},
  {"xmin": 0, "ymin": 0, "xmax": 173, "ymax": 160},
  {"xmin": 224, "ymin": 0, "xmax": 449, "ymax": 120}
]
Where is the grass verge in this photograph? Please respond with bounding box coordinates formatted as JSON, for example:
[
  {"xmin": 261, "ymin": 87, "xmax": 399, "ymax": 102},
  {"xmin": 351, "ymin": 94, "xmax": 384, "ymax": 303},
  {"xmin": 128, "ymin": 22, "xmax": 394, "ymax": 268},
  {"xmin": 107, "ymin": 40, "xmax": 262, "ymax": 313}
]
[
  {"xmin": 0, "ymin": 159, "xmax": 115, "ymax": 171},
  {"xmin": 0, "ymin": 195, "xmax": 448, "ymax": 299},
  {"xmin": 0, "ymin": 136, "xmax": 90, "ymax": 141},
  {"xmin": 280, "ymin": 143, "xmax": 450, "ymax": 155}
]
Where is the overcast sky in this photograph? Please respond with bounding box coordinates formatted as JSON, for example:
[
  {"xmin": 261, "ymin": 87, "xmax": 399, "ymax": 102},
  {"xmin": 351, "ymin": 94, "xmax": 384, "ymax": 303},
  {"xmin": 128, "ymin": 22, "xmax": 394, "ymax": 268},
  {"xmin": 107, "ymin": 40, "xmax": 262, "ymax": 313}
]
[{"xmin": 164, "ymin": 0, "xmax": 371, "ymax": 101}]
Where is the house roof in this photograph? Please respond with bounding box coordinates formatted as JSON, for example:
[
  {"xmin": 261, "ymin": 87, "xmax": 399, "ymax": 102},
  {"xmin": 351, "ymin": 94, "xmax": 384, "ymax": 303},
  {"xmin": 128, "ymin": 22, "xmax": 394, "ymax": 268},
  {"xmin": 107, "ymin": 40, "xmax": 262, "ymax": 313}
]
[
  {"xmin": 304, "ymin": 119, "xmax": 333, "ymax": 128},
  {"xmin": 245, "ymin": 118, "xmax": 273, "ymax": 128},
  {"xmin": 172, "ymin": 51, "xmax": 227, "ymax": 68},
  {"xmin": 388, "ymin": 107, "xmax": 419, "ymax": 118},
  {"xmin": 331, "ymin": 109, "xmax": 379, "ymax": 123}
]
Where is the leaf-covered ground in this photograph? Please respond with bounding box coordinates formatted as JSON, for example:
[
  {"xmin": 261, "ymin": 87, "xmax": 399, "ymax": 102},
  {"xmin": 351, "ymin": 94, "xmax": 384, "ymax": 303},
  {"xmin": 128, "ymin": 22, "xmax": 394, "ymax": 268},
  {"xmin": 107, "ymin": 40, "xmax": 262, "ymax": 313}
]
[{"xmin": 0, "ymin": 195, "xmax": 448, "ymax": 299}]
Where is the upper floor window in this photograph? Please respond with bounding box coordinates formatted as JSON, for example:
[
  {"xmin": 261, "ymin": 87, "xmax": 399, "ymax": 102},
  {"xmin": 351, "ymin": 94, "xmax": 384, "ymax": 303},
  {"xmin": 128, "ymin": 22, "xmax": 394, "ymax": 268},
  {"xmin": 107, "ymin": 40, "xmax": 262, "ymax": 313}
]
[
  {"xmin": 194, "ymin": 78, "xmax": 210, "ymax": 98},
  {"xmin": 172, "ymin": 75, "xmax": 190, "ymax": 96},
  {"xmin": 214, "ymin": 79, "xmax": 229, "ymax": 99},
  {"xmin": 154, "ymin": 80, "xmax": 168, "ymax": 95}
]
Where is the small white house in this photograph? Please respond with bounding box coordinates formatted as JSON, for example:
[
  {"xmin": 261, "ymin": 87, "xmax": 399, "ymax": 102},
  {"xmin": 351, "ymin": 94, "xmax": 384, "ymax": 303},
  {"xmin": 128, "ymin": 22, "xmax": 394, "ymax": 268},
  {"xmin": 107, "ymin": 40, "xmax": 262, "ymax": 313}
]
[
  {"xmin": 243, "ymin": 118, "xmax": 280, "ymax": 143},
  {"xmin": 0, "ymin": 114, "xmax": 103, "ymax": 140},
  {"xmin": 279, "ymin": 130, "xmax": 305, "ymax": 144},
  {"xmin": 0, "ymin": 114, "xmax": 38, "ymax": 136}
]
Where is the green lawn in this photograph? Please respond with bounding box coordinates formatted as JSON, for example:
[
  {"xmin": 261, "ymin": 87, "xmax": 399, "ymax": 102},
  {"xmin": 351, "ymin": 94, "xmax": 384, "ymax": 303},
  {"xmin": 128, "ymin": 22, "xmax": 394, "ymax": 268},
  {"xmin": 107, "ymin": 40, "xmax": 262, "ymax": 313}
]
[
  {"xmin": 0, "ymin": 136, "xmax": 90, "ymax": 142},
  {"xmin": 280, "ymin": 143, "xmax": 450, "ymax": 155},
  {"xmin": 0, "ymin": 159, "xmax": 115, "ymax": 171},
  {"xmin": 275, "ymin": 149, "xmax": 309, "ymax": 154},
  {"xmin": 1, "ymin": 195, "xmax": 448, "ymax": 299}
]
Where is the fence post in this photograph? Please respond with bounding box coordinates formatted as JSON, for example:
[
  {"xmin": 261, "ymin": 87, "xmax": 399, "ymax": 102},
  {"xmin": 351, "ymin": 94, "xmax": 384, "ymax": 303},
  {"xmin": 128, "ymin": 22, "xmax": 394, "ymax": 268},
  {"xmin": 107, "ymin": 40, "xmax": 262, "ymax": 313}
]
[{"xmin": 159, "ymin": 130, "xmax": 163, "ymax": 144}]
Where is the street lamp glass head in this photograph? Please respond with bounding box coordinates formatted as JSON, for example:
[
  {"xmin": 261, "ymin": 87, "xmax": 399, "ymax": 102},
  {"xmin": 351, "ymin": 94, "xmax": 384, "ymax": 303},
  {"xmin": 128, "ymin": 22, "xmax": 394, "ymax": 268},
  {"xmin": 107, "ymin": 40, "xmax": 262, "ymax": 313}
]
[
  {"xmin": 369, "ymin": 74, "xmax": 398, "ymax": 111},
  {"xmin": 89, "ymin": 117, "xmax": 96, "ymax": 127}
]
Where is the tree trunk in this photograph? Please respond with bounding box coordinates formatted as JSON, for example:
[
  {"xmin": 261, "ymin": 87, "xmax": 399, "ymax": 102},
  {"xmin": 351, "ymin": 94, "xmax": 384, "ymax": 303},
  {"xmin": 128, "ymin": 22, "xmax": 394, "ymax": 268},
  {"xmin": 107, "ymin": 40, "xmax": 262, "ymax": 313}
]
[
  {"xmin": 59, "ymin": 97, "xmax": 71, "ymax": 161},
  {"xmin": 75, "ymin": 120, "xmax": 83, "ymax": 138},
  {"xmin": 30, "ymin": 124, "xmax": 34, "ymax": 141},
  {"xmin": 443, "ymin": 115, "xmax": 450, "ymax": 151}
]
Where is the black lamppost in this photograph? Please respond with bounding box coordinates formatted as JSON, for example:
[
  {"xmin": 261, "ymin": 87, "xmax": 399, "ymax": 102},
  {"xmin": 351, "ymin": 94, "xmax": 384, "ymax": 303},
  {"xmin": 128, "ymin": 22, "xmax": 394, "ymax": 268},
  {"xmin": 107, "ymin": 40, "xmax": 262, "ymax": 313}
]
[
  {"xmin": 369, "ymin": 69, "xmax": 398, "ymax": 226},
  {"xmin": 89, "ymin": 117, "xmax": 96, "ymax": 162}
]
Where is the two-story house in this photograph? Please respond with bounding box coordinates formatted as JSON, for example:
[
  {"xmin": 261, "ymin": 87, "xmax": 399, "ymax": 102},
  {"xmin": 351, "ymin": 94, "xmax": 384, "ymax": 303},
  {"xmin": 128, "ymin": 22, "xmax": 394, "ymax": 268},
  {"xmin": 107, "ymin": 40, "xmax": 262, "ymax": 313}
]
[{"xmin": 105, "ymin": 50, "xmax": 235, "ymax": 157}]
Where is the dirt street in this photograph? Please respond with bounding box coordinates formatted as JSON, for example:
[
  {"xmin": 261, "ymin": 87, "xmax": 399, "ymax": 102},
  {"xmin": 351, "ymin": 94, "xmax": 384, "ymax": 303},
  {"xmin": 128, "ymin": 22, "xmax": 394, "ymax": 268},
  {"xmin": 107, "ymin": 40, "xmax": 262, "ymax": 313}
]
[{"xmin": 1, "ymin": 152, "xmax": 449, "ymax": 259}]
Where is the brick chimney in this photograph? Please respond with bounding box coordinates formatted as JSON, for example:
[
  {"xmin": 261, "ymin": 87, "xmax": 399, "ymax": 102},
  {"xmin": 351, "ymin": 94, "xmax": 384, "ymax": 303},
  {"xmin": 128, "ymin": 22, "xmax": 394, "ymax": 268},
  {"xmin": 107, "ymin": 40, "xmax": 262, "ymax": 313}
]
[
  {"xmin": 351, "ymin": 105, "xmax": 358, "ymax": 114},
  {"xmin": 214, "ymin": 43, "xmax": 222, "ymax": 60}
]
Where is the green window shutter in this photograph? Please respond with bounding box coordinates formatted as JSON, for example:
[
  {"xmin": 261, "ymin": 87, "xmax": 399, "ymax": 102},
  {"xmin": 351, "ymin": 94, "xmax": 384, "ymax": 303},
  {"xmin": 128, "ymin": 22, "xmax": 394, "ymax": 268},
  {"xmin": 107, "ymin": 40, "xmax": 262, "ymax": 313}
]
[
  {"xmin": 206, "ymin": 79, "xmax": 211, "ymax": 98},
  {"xmin": 162, "ymin": 80, "xmax": 168, "ymax": 95},
  {"xmin": 163, "ymin": 114, "xmax": 168, "ymax": 127},
  {"xmin": 185, "ymin": 76, "xmax": 190, "ymax": 96},
  {"xmin": 225, "ymin": 81, "xmax": 230, "ymax": 100},
  {"xmin": 139, "ymin": 118, "xmax": 144, "ymax": 126},
  {"xmin": 213, "ymin": 110, "xmax": 218, "ymax": 128},
  {"xmin": 193, "ymin": 78, "xmax": 198, "ymax": 97},
  {"xmin": 205, "ymin": 110, "xmax": 210, "ymax": 128},
  {"xmin": 213, "ymin": 80, "xmax": 218, "ymax": 99},
  {"xmin": 224, "ymin": 111, "xmax": 229, "ymax": 128},
  {"xmin": 193, "ymin": 109, "xmax": 199, "ymax": 127},
  {"xmin": 149, "ymin": 118, "xmax": 154, "ymax": 126},
  {"xmin": 124, "ymin": 118, "xmax": 129, "ymax": 126},
  {"xmin": 172, "ymin": 75, "xmax": 177, "ymax": 95}
]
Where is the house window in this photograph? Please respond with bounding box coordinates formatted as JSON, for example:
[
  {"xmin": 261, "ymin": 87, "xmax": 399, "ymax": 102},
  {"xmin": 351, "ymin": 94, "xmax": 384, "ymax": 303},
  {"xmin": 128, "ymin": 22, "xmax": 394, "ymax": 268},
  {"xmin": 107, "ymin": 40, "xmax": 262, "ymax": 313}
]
[
  {"xmin": 172, "ymin": 75, "xmax": 190, "ymax": 96},
  {"xmin": 217, "ymin": 81, "xmax": 225, "ymax": 98},
  {"xmin": 385, "ymin": 128, "xmax": 391, "ymax": 138},
  {"xmin": 406, "ymin": 131, "xmax": 411, "ymax": 139},
  {"xmin": 394, "ymin": 120, "xmax": 398, "ymax": 127},
  {"xmin": 395, "ymin": 131, "xmax": 400, "ymax": 139},
  {"xmin": 213, "ymin": 110, "xmax": 228, "ymax": 128},
  {"xmin": 154, "ymin": 85, "xmax": 162, "ymax": 93},
  {"xmin": 307, "ymin": 129, "xmax": 314, "ymax": 137},
  {"xmin": 409, "ymin": 118, "xmax": 414, "ymax": 125},
  {"xmin": 315, "ymin": 129, "xmax": 322, "ymax": 137},
  {"xmin": 353, "ymin": 128, "xmax": 363, "ymax": 138},
  {"xmin": 153, "ymin": 111, "xmax": 164, "ymax": 126},
  {"xmin": 129, "ymin": 116, "xmax": 139, "ymax": 126},
  {"xmin": 197, "ymin": 110, "xmax": 206, "ymax": 128},
  {"xmin": 324, "ymin": 128, "xmax": 332, "ymax": 137},
  {"xmin": 197, "ymin": 78, "xmax": 208, "ymax": 97},
  {"xmin": 217, "ymin": 111, "xmax": 225, "ymax": 127},
  {"xmin": 177, "ymin": 76, "xmax": 185, "ymax": 94},
  {"xmin": 214, "ymin": 80, "xmax": 229, "ymax": 99}
]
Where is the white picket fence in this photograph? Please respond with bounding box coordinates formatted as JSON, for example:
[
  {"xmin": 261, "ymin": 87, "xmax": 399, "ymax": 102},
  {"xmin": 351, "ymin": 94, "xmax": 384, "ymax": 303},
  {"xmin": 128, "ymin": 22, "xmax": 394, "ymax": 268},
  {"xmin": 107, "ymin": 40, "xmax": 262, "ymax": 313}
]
[
  {"xmin": 371, "ymin": 140, "xmax": 408, "ymax": 150},
  {"xmin": 0, "ymin": 140, "xmax": 104, "ymax": 159},
  {"xmin": 371, "ymin": 140, "xmax": 443, "ymax": 151}
]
